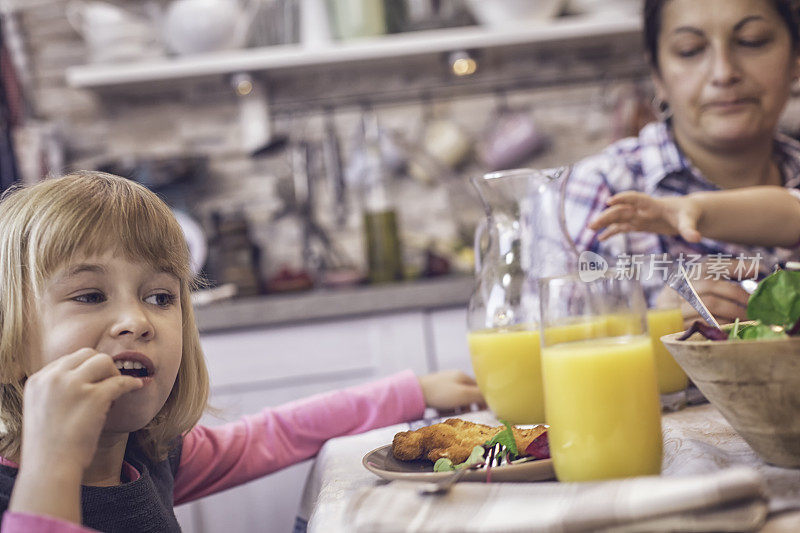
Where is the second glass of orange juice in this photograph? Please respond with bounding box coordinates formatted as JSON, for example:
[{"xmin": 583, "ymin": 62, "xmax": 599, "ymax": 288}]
[
  {"xmin": 648, "ymin": 287, "xmax": 688, "ymax": 410},
  {"xmin": 540, "ymin": 274, "xmax": 662, "ymax": 482}
]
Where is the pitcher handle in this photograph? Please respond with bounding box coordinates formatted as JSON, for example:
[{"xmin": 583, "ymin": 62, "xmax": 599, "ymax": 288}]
[
  {"xmin": 473, "ymin": 217, "xmax": 487, "ymax": 275},
  {"xmin": 556, "ymin": 165, "xmax": 581, "ymax": 259}
]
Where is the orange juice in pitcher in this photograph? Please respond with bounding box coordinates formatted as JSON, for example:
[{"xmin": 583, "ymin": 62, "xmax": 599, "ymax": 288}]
[{"xmin": 468, "ymin": 328, "xmax": 543, "ymax": 424}]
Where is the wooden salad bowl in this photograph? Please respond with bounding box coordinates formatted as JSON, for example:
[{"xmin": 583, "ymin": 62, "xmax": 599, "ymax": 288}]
[{"xmin": 661, "ymin": 331, "xmax": 800, "ymax": 468}]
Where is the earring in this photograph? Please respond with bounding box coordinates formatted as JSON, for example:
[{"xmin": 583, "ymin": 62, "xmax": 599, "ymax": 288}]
[
  {"xmin": 652, "ymin": 96, "xmax": 672, "ymax": 121},
  {"xmin": 792, "ymin": 77, "xmax": 800, "ymax": 97}
]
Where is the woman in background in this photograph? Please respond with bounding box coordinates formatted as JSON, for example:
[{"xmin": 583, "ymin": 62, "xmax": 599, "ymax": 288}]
[{"xmin": 563, "ymin": 0, "xmax": 800, "ymax": 325}]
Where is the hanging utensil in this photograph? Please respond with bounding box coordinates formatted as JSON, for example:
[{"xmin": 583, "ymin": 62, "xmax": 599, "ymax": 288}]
[
  {"xmin": 322, "ymin": 107, "xmax": 347, "ymax": 227},
  {"xmin": 291, "ymin": 139, "xmax": 353, "ymax": 277}
]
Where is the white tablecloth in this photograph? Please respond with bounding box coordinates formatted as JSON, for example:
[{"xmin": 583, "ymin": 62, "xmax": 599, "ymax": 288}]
[{"xmin": 295, "ymin": 405, "xmax": 800, "ymax": 532}]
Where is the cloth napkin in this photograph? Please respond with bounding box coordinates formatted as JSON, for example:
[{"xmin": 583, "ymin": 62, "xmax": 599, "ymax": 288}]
[{"xmin": 343, "ymin": 466, "xmax": 767, "ymax": 532}]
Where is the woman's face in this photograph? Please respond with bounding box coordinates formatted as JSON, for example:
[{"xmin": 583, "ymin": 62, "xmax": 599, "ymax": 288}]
[{"xmin": 654, "ymin": 0, "xmax": 800, "ymax": 150}]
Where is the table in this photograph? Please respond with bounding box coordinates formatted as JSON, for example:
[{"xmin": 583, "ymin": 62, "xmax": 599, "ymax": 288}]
[{"xmin": 294, "ymin": 405, "xmax": 800, "ymax": 532}]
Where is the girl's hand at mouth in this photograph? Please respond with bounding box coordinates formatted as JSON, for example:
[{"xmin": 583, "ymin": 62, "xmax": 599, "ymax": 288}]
[
  {"xmin": 19, "ymin": 347, "xmax": 144, "ymax": 472},
  {"xmin": 10, "ymin": 348, "xmax": 143, "ymax": 523}
]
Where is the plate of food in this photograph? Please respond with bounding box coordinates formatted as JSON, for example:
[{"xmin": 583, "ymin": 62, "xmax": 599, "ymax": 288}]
[{"xmin": 363, "ymin": 418, "xmax": 555, "ymax": 482}]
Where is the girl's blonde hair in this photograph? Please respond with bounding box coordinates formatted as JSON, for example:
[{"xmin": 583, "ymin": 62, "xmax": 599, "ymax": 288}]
[{"xmin": 0, "ymin": 171, "xmax": 209, "ymax": 461}]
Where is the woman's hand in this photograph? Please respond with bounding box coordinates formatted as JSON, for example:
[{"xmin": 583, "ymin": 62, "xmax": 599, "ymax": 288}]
[
  {"xmin": 418, "ymin": 370, "xmax": 485, "ymax": 413},
  {"xmin": 9, "ymin": 348, "xmax": 143, "ymax": 524},
  {"xmin": 589, "ymin": 191, "xmax": 702, "ymax": 243},
  {"xmin": 656, "ymin": 275, "xmax": 749, "ymax": 329}
]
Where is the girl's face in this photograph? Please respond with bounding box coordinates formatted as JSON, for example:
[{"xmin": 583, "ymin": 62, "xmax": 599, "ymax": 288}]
[
  {"xmin": 654, "ymin": 0, "xmax": 800, "ymax": 150},
  {"xmin": 30, "ymin": 252, "xmax": 184, "ymax": 433}
]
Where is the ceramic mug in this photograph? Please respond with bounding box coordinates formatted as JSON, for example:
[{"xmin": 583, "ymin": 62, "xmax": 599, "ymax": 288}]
[
  {"xmin": 479, "ymin": 110, "xmax": 546, "ymax": 171},
  {"xmin": 408, "ymin": 118, "xmax": 472, "ymax": 184},
  {"xmin": 66, "ymin": 0, "xmax": 161, "ymax": 62},
  {"xmin": 423, "ymin": 118, "xmax": 472, "ymax": 167},
  {"xmin": 162, "ymin": 0, "xmax": 259, "ymax": 55}
]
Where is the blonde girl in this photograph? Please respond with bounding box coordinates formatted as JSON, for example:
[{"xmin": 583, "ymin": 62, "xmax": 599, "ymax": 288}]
[{"xmin": 0, "ymin": 171, "xmax": 482, "ymax": 532}]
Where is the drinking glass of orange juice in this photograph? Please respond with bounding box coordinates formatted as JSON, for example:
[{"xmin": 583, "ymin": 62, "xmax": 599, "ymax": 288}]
[
  {"xmin": 648, "ymin": 287, "xmax": 688, "ymax": 410},
  {"xmin": 539, "ymin": 273, "xmax": 662, "ymax": 482}
]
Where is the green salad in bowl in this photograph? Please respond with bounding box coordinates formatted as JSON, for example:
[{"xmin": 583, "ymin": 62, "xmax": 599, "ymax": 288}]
[{"xmin": 679, "ymin": 269, "xmax": 800, "ymax": 341}]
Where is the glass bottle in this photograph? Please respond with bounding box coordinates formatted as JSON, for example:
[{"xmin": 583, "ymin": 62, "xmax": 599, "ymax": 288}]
[
  {"xmin": 206, "ymin": 211, "xmax": 262, "ymax": 296},
  {"xmin": 360, "ymin": 111, "xmax": 404, "ymax": 284}
]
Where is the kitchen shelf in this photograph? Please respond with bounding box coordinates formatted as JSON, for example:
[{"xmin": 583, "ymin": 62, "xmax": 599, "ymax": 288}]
[{"xmin": 65, "ymin": 14, "xmax": 641, "ymax": 90}]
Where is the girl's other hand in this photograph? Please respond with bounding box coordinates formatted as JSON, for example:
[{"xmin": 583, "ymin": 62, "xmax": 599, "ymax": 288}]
[
  {"xmin": 20, "ymin": 348, "xmax": 143, "ymax": 473},
  {"xmin": 418, "ymin": 370, "xmax": 485, "ymax": 413},
  {"xmin": 589, "ymin": 191, "xmax": 702, "ymax": 243}
]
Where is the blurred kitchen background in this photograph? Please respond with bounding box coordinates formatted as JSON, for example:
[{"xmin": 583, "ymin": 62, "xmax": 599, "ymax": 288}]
[
  {"xmin": 0, "ymin": 0, "xmax": 662, "ymax": 299},
  {"xmin": 4, "ymin": 0, "xmax": 800, "ymax": 531}
]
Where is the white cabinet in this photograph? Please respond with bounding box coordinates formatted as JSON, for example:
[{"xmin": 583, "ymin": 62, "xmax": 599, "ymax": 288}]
[
  {"xmin": 427, "ymin": 308, "xmax": 473, "ymax": 376},
  {"xmin": 201, "ymin": 312, "xmax": 430, "ymax": 392},
  {"xmin": 176, "ymin": 311, "xmax": 430, "ymax": 533}
]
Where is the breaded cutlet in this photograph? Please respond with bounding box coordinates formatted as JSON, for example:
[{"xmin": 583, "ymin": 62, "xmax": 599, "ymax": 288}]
[{"xmin": 391, "ymin": 418, "xmax": 546, "ymax": 464}]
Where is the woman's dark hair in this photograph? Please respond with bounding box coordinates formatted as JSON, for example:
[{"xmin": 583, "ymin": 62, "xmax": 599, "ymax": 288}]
[{"xmin": 644, "ymin": 0, "xmax": 800, "ymax": 71}]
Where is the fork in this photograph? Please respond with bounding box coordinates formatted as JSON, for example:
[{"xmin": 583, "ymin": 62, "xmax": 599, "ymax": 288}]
[
  {"xmin": 418, "ymin": 464, "xmax": 482, "ymax": 496},
  {"xmin": 666, "ymin": 264, "xmax": 721, "ymax": 329}
]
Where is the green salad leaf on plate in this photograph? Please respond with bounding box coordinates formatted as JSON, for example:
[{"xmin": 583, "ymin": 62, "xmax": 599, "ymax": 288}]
[{"xmin": 433, "ymin": 445, "xmax": 486, "ymax": 472}]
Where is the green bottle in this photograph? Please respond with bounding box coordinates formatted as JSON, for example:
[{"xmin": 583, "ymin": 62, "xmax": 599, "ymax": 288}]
[
  {"xmin": 364, "ymin": 208, "xmax": 403, "ymax": 283},
  {"xmin": 360, "ymin": 111, "xmax": 404, "ymax": 283}
]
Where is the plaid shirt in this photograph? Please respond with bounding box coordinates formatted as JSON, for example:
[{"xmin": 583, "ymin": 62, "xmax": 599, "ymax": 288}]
[{"xmin": 563, "ymin": 121, "xmax": 800, "ymax": 298}]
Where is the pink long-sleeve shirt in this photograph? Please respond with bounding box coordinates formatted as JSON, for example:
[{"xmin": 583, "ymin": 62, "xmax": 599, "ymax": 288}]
[{"xmin": 0, "ymin": 370, "xmax": 425, "ymax": 532}]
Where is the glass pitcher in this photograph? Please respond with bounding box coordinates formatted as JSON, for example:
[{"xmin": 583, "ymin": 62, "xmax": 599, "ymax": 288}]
[{"xmin": 466, "ymin": 167, "xmax": 577, "ymax": 425}]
